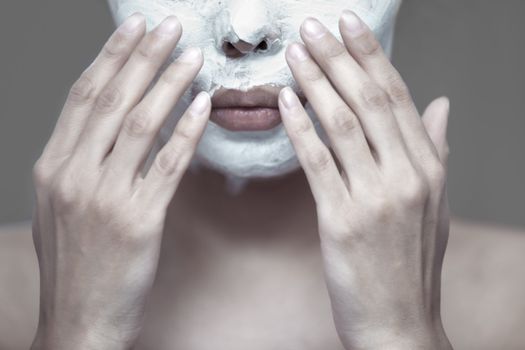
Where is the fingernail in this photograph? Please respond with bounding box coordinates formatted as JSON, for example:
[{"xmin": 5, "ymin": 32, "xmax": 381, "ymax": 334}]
[
  {"xmin": 280, "ymin": 87, "xmax": 299, "ymax": 110},
  {"xmin": 288, "ymin": 43, "xmax": 310, "ymax": 62},
  {"xmin": 119, "ymin": 13, "xmax": 144, "ymax": 34},
  {"xmin": 189, "ymin": 92, "xmax": 210, "ymax": 115},
  {"xmin": 341, "ymin": 10, "xmax": 364, "ymax": 37},
  {"xmin": 156, "ymin": 16, "xmax": 180, "ymax": 37},
  {"xmin": 178, "ymin": 47, "xmax": 202, "ymax": 63},
  {"xmin": 302, "ymin": 18, "xmax": 327, "ymax": 39},
  {"xmin": 441, "ymin": 96, "xmax": 451, "ymax": 114}
]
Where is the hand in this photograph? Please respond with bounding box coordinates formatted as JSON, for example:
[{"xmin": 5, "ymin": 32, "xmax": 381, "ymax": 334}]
[
  {"xmin": 278, "ymin": 11, "xmax": 452, "ymax": 350},
  {"xmin": 31, "ymin": 14, "xmax": 210, "ymax": 350}
]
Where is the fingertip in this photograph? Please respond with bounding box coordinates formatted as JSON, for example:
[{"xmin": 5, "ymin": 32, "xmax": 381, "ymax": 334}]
[
  {"xmin": 155, "ymin": 16, "xmax": 182, "ymax": 37},
  {"xmin": 434, "ymin": 96, "xmax": 451, "ymax": 133},
  {"xmin": 188, "ymin": 91, "xmax": 211, "ymax": 116},
  {"xmin": 424, "ymin": 96, "xmax": 450, "ymax": 121},
  {"xmin": 436, "ymin": 96, "xmax": 451, "ymax": 116},
  {"xmin": 118, "ymin": 12, "xmax": 146, "ymax": 35},
  {"xmin": 340, "ymin": 10, "xmax": 367, "ymax": 38},
  {"xmin": 178, "ymin": 47, "xmax": 203, "ymax": 64},
  {"xmin": 279, "ymin": 87, "xmax": 301, "ymax": 111},
  {"xmin": 285, "ymin": 42, "xmax": 310, "ymax": 63}
]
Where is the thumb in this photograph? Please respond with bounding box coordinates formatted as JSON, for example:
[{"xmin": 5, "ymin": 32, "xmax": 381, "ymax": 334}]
[{"xmin": 422, "ymin": 96, "xmax": 450, "ymax": 167}]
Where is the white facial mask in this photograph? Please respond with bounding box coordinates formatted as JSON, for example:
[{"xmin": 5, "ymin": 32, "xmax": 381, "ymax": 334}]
[{"xmin": 107, "ymin": 0, "xmax": 402, "ymax": 190}]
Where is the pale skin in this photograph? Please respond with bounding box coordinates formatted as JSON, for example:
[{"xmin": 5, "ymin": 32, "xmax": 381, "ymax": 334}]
[
  {"xmin": 1, "ymin": 9, "xmax": 525, "ymax": 350},
  {"xmin": 34, "ymin": 11, "xmax": 450, "ymax": 349}
]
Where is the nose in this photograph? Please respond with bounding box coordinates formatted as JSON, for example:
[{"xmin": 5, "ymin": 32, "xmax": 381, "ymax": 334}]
[
  {"xmin": 219, "ymin": 0, "xmax": 281, "ymax": 58},
  {"xmin": 221, "ymin": 38, "xmax": 271, "ymax": 58}
]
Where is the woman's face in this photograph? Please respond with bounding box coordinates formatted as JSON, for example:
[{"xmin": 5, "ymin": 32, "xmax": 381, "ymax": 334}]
[{"xmin": 107, "ymin": 0, "xmax": 402, "ymax": 181}]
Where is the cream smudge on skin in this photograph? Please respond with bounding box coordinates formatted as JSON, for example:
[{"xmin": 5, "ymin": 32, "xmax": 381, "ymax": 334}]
[{"xmin": 107, "ymin": 0, "xmax": 402, "ymax": 190}]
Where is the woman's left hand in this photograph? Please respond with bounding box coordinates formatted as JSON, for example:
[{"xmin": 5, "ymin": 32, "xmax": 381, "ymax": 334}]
[{"xmin": 279, "ymin": 11, "xmax": 453, "ymax": 350}]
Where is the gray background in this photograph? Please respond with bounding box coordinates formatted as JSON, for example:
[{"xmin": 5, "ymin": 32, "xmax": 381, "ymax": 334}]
[{"xmin": 1, "ymin": 1, "xmax": 524, "ymax": 228}]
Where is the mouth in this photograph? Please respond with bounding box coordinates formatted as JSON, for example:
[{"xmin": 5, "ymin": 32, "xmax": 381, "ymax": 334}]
[{"xmin": 210, "ymin": 86, "xmax": 307, "ymax": 131}]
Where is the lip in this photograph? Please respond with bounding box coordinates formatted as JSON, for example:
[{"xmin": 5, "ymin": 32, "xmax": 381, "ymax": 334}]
[
  {"xmin": 210, "ymin": 107, "xmax": 282, "ymax": 131},
  {"xmin": 210, "ymin": 86, "xmax": 307, "ymax": 131}
]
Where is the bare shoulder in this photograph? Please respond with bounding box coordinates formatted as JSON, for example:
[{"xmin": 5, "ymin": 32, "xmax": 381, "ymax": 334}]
[
  {"xmin": 0, "ymin": 221, "xmax": 39, "ymax": 350},
  {"xmin": 442, "ymin": 217, "xmax": 525, "ymax": 350}
]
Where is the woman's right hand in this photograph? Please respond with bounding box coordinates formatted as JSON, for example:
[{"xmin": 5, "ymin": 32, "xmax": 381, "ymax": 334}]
[{"xmin": 30, "ymin": 13, "xmax": 210, "ymax": 350}]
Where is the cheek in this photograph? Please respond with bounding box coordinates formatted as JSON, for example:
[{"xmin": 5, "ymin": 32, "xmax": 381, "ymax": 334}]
[{"xmin": 111, "ymin": 1, "xmax": 216, "ymax": 50}]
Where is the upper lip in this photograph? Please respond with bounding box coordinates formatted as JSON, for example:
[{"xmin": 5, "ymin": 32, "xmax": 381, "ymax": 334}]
[{"xmin": 211, "ymin": 86, "xmax": 307, "ymax": 109}]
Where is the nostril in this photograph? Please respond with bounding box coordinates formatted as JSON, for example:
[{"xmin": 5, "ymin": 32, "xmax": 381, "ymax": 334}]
[
  {"xmin": 256, "ymin": 40, "xmax": 268, "ymax": 52},
  {"xmin": 221, "ymin": 39, "xmax": 271, "ymax": 58},
  {"xmin": 221, "ymin": 41, "xmax": 243, "ymax": 58}
]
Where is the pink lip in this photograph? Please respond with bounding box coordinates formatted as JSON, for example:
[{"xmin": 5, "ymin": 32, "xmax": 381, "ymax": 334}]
[
  {"xmin": 211, "ymin": 107, "xmax": 282, "ymax": 131},
  {"xmin": 209, "ymin": 86, "xmax": 307, "ymax": 132}
]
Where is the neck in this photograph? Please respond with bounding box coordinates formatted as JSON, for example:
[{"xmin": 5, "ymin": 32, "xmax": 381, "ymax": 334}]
[
  {"xmin": 160, "ymin": 166, "xmax": 320, "ymax": 253},
  {"xmin": 144, "ymin": 167, "xmax": 328, "ymax": 337}
]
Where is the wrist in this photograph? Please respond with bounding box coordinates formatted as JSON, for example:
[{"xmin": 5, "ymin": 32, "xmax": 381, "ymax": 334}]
[
  {"xmin": 365, "ymin": 332, "xmax": 452, "ymax": 350},
  {"xmin": 340, "ymin": 319, "xmax": 452, "ymax": 350},
  {"xmin": 31, "ymin": 322, "xmax": 136, "ymax": 350},
  {"xmin": 32, "ymin": 301, "xmax": 145, "ymax": 350}
]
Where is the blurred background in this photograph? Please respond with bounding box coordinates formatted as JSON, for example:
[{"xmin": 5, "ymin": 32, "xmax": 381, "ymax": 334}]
[{"xmin": 1, "ymin": 0, "xmax": 524, "ymax": 228}]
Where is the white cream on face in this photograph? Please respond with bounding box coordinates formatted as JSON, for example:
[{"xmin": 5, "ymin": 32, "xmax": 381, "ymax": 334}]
[{"xmin": 107, "ymin": 0, "xmax": 402, "ymax": 188}]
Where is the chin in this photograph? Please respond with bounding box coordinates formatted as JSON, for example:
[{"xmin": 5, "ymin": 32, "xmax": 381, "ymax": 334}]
[{"xmin": 157, "ymin": 102, "xmax": 329, "ymax": 191}]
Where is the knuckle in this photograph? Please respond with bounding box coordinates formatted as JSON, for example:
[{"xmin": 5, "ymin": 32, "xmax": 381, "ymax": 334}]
[
  {"xmin": 369, "ymin": 195, "xmax": 397, "ymax": 222},
  {"xmin": 136, "ymin": 43, "xmax": 155, "ymax": 60},
  {"xmin": 302, "ymin": 64, "xmax": 325, "ymax": 83},
  {"xmin": 358, "ymin": 31, "xmax": 382, "ymax": 56},
  {"xmin": 385, "ymin": 73, "xmax": 412, "ymax": 106},
  {"xmin": 51, "ymin": 178, "xmax": 81, "ymax": 211},
  {"xmin": 154, "ymin": 144, "xmax": 183, "ymax": 176},
  {"xmin": 328, "ymin": 106, "xmax": 359, "ymax": 134},
  {"xmin": 322, "ymin": 42, "xmax": 347, "ymax": 61},
  {"xmin": 360, "ymin": 81, "xmax": 389, "ymax": 111},
  {"xmin": 101, "ymin": 31, "xmax": 129, "ymax": 59},
  {"xmin": 173, "ymin": 123, "xmax": 195, "ymax": 143},
  {"xmin": 123, "ymin": 108, "xmax": 154, "ymax": 138},
  {"xmin": 292, "ymin": 118, "xmax": 313, "ymax": 136},
  {"xmin": 95, "ymin": 85, "xmax": 122, "ymax": 114},
  {"xmin": 305, "ymin": 147, "xmax": 333, "ymax": 173},
  {"xmin": 397, "ymin": 173, "xmax": 429, "ymax": 207},
  {"xmin": 135, "ymin": 36, "xmax": 163, "ymax": 61},
  {"xmin": 101, "ymin": 44, "xmax": 120, "ymax": 60},
  {"xmin": 32, "ymin": 159, "xmax": 51, "ymax": 187},
  {"xmin": 160, "ymin": 64, "xmax": 184, "ymax": 85},
  {"xmin": 68, "ymin": 73, "xmax": 96, "ymax": 105}
]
